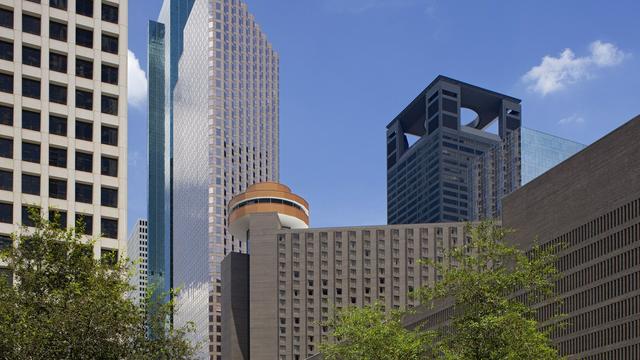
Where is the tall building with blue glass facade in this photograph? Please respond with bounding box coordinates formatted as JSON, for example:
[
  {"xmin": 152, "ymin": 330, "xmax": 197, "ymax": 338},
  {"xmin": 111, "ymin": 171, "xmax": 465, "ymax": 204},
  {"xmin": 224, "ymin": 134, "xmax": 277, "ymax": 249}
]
[
  {"xmin": 521, "ymin": 127, "xmax": 585, "ymax": 185},
  {"xmin": 147, "ymin": 0, "xmax": 196, "ymax": 308},
  {"xmin": 149, "ymin": 0, "xmax": 279, "ymax": 358}
]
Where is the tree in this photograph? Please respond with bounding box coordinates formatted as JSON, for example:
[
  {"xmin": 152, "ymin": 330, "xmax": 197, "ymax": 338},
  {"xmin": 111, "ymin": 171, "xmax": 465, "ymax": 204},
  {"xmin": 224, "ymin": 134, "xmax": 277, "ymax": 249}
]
[
  {"xmin": 414, "ymin": 221, "xmax": 563, "ymax": 360},
  {"xmin": 0, "ymin": 211, "xmax": 199, "ymax": 360},
  {"xmin": 319, "ymin": 302, "xmax": 436, "ymax": 360},
  {"xmin": 321, "ymin": 221, "xmax": 563, "ymax": 360}
]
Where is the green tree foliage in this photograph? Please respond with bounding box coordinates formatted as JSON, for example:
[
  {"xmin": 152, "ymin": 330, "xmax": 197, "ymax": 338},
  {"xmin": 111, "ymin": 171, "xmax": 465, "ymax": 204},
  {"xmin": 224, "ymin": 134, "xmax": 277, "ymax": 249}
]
[
  {"xmin": 320, "ymin": 302, "xmax": 437, "ymax": 360},
  {"xmin": 0, "ymin": 211, "xmax": 199, "ymax": 360},
  {"xmin": 321, "ymin": 221, "xmax": 563, "ymax": 360}
]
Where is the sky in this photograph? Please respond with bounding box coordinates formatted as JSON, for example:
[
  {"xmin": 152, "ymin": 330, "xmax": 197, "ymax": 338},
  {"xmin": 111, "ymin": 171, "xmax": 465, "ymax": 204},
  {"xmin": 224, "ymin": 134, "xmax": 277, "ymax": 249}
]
[{"xmin": 126, "ymin": 0, "xmax": 640, "ymax": 232}]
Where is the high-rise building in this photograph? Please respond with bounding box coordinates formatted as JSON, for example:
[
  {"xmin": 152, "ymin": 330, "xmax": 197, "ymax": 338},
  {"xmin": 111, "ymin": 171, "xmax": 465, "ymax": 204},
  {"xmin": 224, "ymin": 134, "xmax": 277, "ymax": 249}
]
[
  {"xmin": 162, "ymin": 0, "xmax": 279, "ymax": 358},
  {"xmin": 127, "ymin": 219, "xmax": 148, "ymax": 308},
  {"xmin": 520, "ymin": 127, "xmax": 585, "ymax": 185},
  {"xmin": 222, "ymin": 182, "xmax": 469, "ymax": 360},
  {"xmin": 387, "ymin": 76, "xmax": 521, "ymax": 224},
  {"xmin": 406, "ymin": 115, "xmax": 640, "ymax": 358},
  {"xmin": 0, "ymin": 0, "xmax": 128, "ymax": 266},
  {"xmin": 147, "ymin": 0, "xmax": 196, "ymax": 308}
]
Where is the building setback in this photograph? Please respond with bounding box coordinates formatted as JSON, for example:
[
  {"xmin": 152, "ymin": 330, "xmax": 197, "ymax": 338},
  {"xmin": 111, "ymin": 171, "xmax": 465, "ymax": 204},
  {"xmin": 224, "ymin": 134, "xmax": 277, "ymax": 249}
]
[
  {"xmin": 127, "ymin": 219, "xmax": 148, "ymax": 308},
  {"xmin": 0, "ymin": 0, "xmax": 128, "ymax": 268},
  {"xmin": 386, "ymin": 76, "xmax": 521, "ymax": 224},
  {"xmin": 223, "ymin": 183, "xmax": 468, "ymax": 360},
  {"xmin": 169, "ymin": 0, "xmax": 279, "ymax": 358},
  {"xmin": 405, "ymin": 115, "xmax": 640, "ymax": 359}
]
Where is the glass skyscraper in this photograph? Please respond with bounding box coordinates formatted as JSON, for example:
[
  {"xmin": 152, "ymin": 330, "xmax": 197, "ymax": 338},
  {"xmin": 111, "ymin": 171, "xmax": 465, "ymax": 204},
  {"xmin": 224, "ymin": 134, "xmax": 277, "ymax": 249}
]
[
  {"xmin": 147, "ymin": 0, "xmax": 196, "ymax": 306},
  {"xmin": 521, "ymin": 127, "xmax": 585, "ymax": 185},
  {"xmin": 149, "ymin": 0, "xmax": 279, "ymax": 358}
]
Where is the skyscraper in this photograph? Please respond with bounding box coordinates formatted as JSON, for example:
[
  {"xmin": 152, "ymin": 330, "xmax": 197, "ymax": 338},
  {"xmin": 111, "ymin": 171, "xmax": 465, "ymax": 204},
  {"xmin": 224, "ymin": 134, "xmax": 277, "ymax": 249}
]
[
  {"xmin": 520, "ymin": 127, "xmax": 585, "ymax": 185},
  {"xmin": 0, "ymin": 0, "xmax": 128, "ymax": 266},
  {"xmin": 127, "ymin": 219, "xmax": 149, "ymax": 308},
  {"xmin": 387, "ymin": 76, "xmax": 521, "ymax": 224},
  {"xmin": 147, "ymin": 0, "xmax": 196, "ymax": 309},
  {"xmin": 151, "ymin": 0, "xmax": 279, "ymax": 358}
]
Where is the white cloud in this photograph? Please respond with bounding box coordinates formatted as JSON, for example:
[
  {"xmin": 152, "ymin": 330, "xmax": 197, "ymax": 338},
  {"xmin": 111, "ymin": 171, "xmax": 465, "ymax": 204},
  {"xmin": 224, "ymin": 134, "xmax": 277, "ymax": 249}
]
[
  {"xmin": 523, "ymin": 41, "xmax": 628, "ymax": 96},
  {"xmin": 127, "ymin": 49, "xmax": 148, "ymax": 109},
  {"xmin": 558, "ymin": 114, "xmax": 585, "ymax": 125}
]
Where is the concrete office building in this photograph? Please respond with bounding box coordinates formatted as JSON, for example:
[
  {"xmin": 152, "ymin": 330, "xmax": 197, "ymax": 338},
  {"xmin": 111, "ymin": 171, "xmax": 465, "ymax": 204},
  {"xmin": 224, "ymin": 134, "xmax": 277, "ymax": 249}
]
[
  {"xmin": 147, "ymin": 0, "xmax": 195, "ymax": 311},
  {"xmin": 167, "ymin": 0, "xmax": 279, "ymax": 358},
  {"xmin": 387, "ymin": 76, "xmax": 521, "ymax": 224},
  {"xmin": 520, "ymin": 127, "xmax": 585, "ymax": 185},
  {"xmin": 127, "ymin": 218, "xmax": 148, "ymax": 308},
  {"xmin": 222, "ymin": 182, "xmax": 468, "ymax": 360},
  {"xmin": 405, "ymin": 115, "xmax": 640, "ymax": 359},
  {"xmin": 0, "ymin": 0, "xmax": 128, "ymax": 269}
]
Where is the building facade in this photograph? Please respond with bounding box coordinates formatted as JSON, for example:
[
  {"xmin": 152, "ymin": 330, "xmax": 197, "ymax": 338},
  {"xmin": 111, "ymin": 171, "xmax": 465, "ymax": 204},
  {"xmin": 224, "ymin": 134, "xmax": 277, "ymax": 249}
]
[
  {"xmin": 127, "ymin": 218, "xmax": 148, "ymax": 307},
  {"xmin": 223, "ymin": 182, "xmax": 468, "ymax": 360},
  {"xmin": 386, "ymin": 76, "xmax": 521, "ymax": 224},
  {"xmin": 0, "ymin": 0, "xmax": 128, "ymax": 264},
  {"xmin": 147, "ymin": 0, "xmax": 196, "ymax": 309},
  {"xmin": 169, "ymin": 0, "xmax": 279, "ymax": 358},
  {"xmin": 520, "ymin": 127, "xmax": 585, "ymax": 185}
]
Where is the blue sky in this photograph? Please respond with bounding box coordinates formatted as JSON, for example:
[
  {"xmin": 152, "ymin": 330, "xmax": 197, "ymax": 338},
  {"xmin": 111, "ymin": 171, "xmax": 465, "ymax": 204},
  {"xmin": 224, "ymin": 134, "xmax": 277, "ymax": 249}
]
[{"xmin": 127, "ymin": 0, "xmax": 640, "ymax": 231}]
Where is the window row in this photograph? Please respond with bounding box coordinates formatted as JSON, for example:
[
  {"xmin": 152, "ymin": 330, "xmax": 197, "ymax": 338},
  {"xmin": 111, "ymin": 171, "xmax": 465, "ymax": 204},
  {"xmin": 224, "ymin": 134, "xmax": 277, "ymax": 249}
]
[
  {"xmin": 0, "ymin": 75, "xmax": 118, "ymax": 115},
  {"xmin": 0, "ymin": 1, "xmax": 119, "ymax": 26},
  {"xmin": 0, "ymin": 106, "xmax": 118, "ymax": 145},
  {"xmin": 0, "ymin": 203, "xmax": 119, "ymax": 238},
  {"xmin": 0, "ymin": 138, "xmax": 118, "ymax": 177},
  {"xmin": 0, "ymin": 171, "xmax": 117, "ymax": 207},
  {"xmin": 0, "ymin": 41, "xmax": 119, "ymax": 85}
]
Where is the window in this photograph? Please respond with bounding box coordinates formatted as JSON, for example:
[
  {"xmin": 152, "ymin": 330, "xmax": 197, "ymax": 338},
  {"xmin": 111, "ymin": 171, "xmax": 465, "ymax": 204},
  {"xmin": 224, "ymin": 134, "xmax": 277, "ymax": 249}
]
[
  {"xmin": 102, "ymin": 3, "xmax": 118, "ymax": 23},
  {"xmin": 101, "ymin": 248, "xmax": 118, "ymax": 265},
  {"xmin": 101, "ymin": 64, "xmax": 118, "ymax": 84},
  {"xmin": 75, "ymin": 120, "xmax": 92, "ymax": 141},
  {"xmin": 49, "ymin": 21, "xmax": 67, "ymax": 41},
  {"xmin": 76, "ymin": 0, "xmax": 93, "ymax": 17},
  {"xmin": 101, "ymin": 33, "xmax": 118, "ymax": 54},
  {"xmin": 49, "ymin": 83, "xmax": 67, "ymax": 104},
  {"xmin": 49, "ymin": 209, "xmax": 67, "ymax": 229},
  {"xmin": 22, "ymin": 109, "xmax": 40, "ymax": 131},
  {"xmin": 101, "ymin": 156, "xmax": 117, "ymax": 177},
  {"xmin": 101, "ymin": 95, "xmax": 117, "ymax": 115},
  {"xmin": 101, "ymin": 218, "xmax": 117, "ymax": 239},
  {"xmin": 49, "ymin": 178, "xmax": 67, "ymax": 199},
  {"xmin": 22, "ymin": 174, "xmax": 40, "ymax": 195},
  {"xmin": 49, "ymin": 147, "xmax": 67, "ymax": 167},
  {"xmin": 0, "ymin": 170, "xmax": 12, "ymax": 191},
  {"xmin": 76, "ymin": 89, "xmax": 93, "ymax": 110},
  {"xmin": 75, "ymin": 151, "xmax": 92, "ymax": 172},
  {"xmin": 75, "ymin": 182, "xmax": 92, "ymax": 203},
  {"xmin": 0, "ymin": 105, "xmax": 12, "ymax": 126},
  {"xmin": 22, "ymin": 46, "xmax": 40, "ymax": 67},
  {"xmin": 49, "ymin": 115, "xmax": 67, "ymax": 136},
  {"xmin": 22, "ymin": 78, "xmax": 40, "ymax": 99},
  {"xmin": 0, "ymin": 138, "xmax": 12, "ymax": 158},
  {"xmin": 101, "ymin": 126, "xmax": 117, "ymax": 145},
  {"xmin": 101, "ymin": 187, "xmax": 117, "ymax": 207},
  {"xmin": 50, "ymin": 0, "xmax": 67, "ymax": 10},
  {"xmin": 75, "ymin": 213, "xmax": 92, "ymax": 235},
  {"xmin": 0, "ymin": 203, "xmax": 12, "ymax": 223},
  {"xmin": 0, "ymin": 234, "xmax": 10, "ymax": 251},
  {"xmin": 0, "ymin": 8, "xmax": 12, "ymax": 29},
  {"xmin": 0, "ymin": 73, "xmax": 12, "ymax": 93},
  {"xmin": 76, "ymin": 28, "xmax": 93, "ymax": 48},
  {"xmin": 49, "ymin": 52, "xmax": 67, "ymax": 72},
  {"xmin": 22, "ymin": 14, "xmax": 40, "ymax": 35},
  {"xmin": 22, "ymin": 142, "xmax": 40, "ymax": 163},
  {"xmin": 22, "ymin": 206, "xmax": 39, "ymax": 227},
  {"xmin": 75, "ymin": 58, "xmax": 93, "ymax": 79},
  {"xmin": 0, "ymin": 40, "xmax": 12, "ymax": 61}
]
